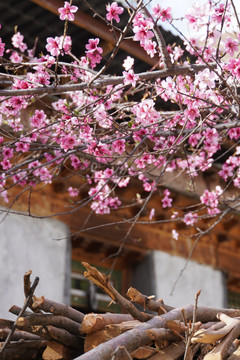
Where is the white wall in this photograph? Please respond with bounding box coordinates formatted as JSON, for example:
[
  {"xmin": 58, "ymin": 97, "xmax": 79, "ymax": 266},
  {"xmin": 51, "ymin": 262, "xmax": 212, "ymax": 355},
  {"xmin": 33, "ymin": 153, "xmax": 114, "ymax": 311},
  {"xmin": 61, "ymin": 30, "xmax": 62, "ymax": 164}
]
[
  {"xmin": 153, "ymin": 251, "xmax": 226, "ymax": 308},
  {"xmin": 0, "ymin": 208, "xmax": 71, "ymax": 319}
]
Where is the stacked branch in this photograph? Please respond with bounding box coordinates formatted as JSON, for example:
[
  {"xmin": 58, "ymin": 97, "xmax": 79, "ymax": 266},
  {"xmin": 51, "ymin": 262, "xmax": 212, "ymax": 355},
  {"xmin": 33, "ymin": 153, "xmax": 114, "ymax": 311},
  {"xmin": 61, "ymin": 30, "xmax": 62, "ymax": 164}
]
[
  {"xmin": 0, "ymin": 271, "xmax": 85, "ymax": 360},
  {"xmin": 2, "ymin": 266, "xmax": 240, "ymax": 360},
  {"xmin": 74, "ymin": 263, "xmax": 240, "ymax": 360},
  {"xmin": 0, "ymin": 297, "xmax": 86, "ymax": 360}
]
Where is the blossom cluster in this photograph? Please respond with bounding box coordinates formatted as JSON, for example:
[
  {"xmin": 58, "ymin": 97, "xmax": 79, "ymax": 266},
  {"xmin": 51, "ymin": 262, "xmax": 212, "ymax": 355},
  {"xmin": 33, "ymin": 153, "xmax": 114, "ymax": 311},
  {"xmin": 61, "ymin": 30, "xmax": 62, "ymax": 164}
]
[
  {"xmin": 0, "ymin": 0, "xmax": 239, "ymax": 235},
  {"xmin": 200, "ymin": 186, "xmax": 223, "ymax": 215}
]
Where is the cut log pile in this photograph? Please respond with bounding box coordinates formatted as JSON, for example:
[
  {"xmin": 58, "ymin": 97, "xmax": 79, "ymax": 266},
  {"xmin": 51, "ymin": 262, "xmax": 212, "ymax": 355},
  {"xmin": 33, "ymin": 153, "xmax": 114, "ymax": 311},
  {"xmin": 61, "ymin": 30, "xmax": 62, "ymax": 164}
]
[{"xmin": 1, "ymin": 264, "xmax": 240, "ymax": 360}]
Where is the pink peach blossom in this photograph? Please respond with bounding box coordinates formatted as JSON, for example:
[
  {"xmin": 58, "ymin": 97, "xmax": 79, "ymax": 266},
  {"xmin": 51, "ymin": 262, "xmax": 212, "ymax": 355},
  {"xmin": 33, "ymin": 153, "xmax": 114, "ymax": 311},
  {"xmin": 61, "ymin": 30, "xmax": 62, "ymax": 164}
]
[
  {"xmin": 58, "ymin": 2, "xmax": 78, "ymax": 21},
  {"xmin": 106, "ymin": 2, "xmax": 124, "ymax": 23}
]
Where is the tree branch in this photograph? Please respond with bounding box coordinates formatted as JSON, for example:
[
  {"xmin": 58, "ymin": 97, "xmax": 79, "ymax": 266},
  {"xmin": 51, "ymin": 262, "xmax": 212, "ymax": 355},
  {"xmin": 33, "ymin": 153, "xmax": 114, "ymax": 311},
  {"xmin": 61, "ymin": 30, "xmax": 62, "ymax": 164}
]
[
  {"xmin": 32, "ymin": 296, "xmax": 84, "ymax": 323},
  {"xmin": 0, "ymin": 63, "xmax": 215, "ymax": 97}
]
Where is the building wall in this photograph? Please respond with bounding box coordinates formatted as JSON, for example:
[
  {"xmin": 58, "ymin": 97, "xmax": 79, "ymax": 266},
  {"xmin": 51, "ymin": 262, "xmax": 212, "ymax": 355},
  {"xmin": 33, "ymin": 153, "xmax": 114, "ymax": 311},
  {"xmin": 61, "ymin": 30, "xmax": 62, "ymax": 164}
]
[
  {"xmin": 132, "ymin": 250, "xmax": 227, "ymax": 309},
  {"xmin": 0, "ymin": 208, "xmax": 71, "ymax": 319}
]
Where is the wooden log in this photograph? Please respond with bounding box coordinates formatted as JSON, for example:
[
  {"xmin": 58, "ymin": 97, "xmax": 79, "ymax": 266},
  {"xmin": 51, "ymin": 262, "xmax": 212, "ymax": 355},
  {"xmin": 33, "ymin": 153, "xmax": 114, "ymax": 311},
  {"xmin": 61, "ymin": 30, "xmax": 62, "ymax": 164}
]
[
  {"xmin": 47, "ymin": 325, "xmax": 82, "ymax": 349},
  {"xmin": 0, "ymin": 339, "xmax": 47, "ymax": 360},
  {"xmin": 74, "ymin": 306, "xmax": 194, "ymax": 360},
  {"xmin": 146, "ymin": 328, "xmax": 178, "ymax": 350},
  {"xmin": 227, "ymin": 340, "xmax": 240, "ymax": 359},
  {"xmin": 111, "ymin": 345, "xmax": 132, "ymax": 360},
  {"xmin": 84, "ymin": 330, "xmax": 108, "ymax": 352},
  {"xmin": 126, "ymin": 287, "xmax": 174, "ymax": 314},
  {"xmin": 9, "ymin": 305, "xmax": 79, "ymax": 347},
  {"xmin": 5, "ymin": 319, "xmax": 50, "ymax": 340},
  {"xmin": 146, "ymin": 328, "xmax": 179, "ymax": 342},
  {"xmin": 130, "ymin": 346, "xmax": 157, "ymax": 359},
  {"xmin": 147, "ymin": 341, "xmax": 185, "ymax": 360},
  {"xmin": 192, "ymin": 314, "xmax": 240, "ymax": 344},
  {"xmin": 200, "ymin": 322, "xmax": 224, "ymax": 330},
  {"xmin": 228, "ymin": 344, "xmax": 240, "ymax": 360},
  {"xmin": 16, "ymin": 314, "xmax": 81, "ymax": 335},
  {"xmin": 81, "ymin": 313, "xmax": 133, "ymax": 334},
  {"xmin": 0, "ymin": 339, "xmax": 48, "ymax": 350},
  {"xmin": 22, "ymin": 324, "xmax": 50, "ymax": 339},
  {"xmin": 0, "ymin": 320, "xmax": 14, "ymax": 329},
  {"xmin": 0, "ymin": 328, "xmax": 41, "ymax": 341},
  {"xmin": 84, "ymin": 320, "xmax": 146, "ymax": 353},
  {"xmin": 105, "ymin": 320, "xmax": 142, "ymax": 338},
  {"xmin": 42, "ymin": 340, "xmax": 80, "ymax": 360},
  {"xmin": 204, "ymin": 321, "xmax": 240, "ymax": 360},
  {"xmin": 15, "ymin": 323, "xmax": 82, "ymax": 348},
  {"xmin": 74, "ymin": 305, "xmax": 240, "ymax": 360},
  {"xmin": 9, "ymin": 305, "xmax": 33, "ymax": 317},
  {"xmin": 165, "ymin": 319, "xmax": 189, "ymax": 333},
  {"xmin": 32, "ymin": 296, "xmax": 84, "ymax": 323}
]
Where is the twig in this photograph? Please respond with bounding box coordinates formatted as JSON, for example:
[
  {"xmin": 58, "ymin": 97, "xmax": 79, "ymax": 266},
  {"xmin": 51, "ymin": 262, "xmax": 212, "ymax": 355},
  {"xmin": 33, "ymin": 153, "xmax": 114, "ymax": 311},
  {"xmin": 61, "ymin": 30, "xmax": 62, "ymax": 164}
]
[
  {"xmin": 0, "ymin": 276, "xmax": 39, "ymax": 355},
  {"xmin": 54, "ymin": 0, "xmax": 72, "ymax": 85},
  {"xmin": 216, "ymin": 0, "xmax": 229, "ymax": 59},
  {"xmin": 184, "ymin": 290, "xmax": 201, "ymax": 360},
  {"xmin": 192, "ymin": 291, "xmax": 201, "ymax": 330},
  {"xmin": 81, "ymin": 0, "xmax": 122, "ymax": 33},
  {"xmin": 181, "ymin": 308, "xmax": 188, "ymax": 328},
  {"xmin": 141, "ymin": 6, "xmax": 172, "ymax": 68},
  {"xmin": 230, "ymin": 0, "xmax": 240, "ymax": 31},
  {"xmin": 88, "ymin": 0, "xmax": 144, "ymax": 86},
  {"xmin": 170, "ymin": 209, "xmax": 230, "ymax": 295}
]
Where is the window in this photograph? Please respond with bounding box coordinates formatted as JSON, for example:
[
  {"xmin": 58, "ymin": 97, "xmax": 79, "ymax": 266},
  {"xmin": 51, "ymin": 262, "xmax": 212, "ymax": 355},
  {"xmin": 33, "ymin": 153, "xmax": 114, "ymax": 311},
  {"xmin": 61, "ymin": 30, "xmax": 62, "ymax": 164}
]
[{"xmin": 228, "ymin": 291, "xmax": 240, "ymax": 309}]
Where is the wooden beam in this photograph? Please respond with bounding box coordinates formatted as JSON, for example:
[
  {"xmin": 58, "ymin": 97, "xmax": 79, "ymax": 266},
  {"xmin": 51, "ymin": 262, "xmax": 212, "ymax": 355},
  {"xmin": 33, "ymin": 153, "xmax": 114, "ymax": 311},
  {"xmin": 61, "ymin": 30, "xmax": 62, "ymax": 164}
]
[{"xmin": 2, "ymin": 183, "xmax": 240, "ymax": 278}]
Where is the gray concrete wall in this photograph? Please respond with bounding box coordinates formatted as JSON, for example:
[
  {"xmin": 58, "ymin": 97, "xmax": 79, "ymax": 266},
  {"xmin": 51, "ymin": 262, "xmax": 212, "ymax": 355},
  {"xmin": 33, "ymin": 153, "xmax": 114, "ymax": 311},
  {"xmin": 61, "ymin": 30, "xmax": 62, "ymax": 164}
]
[
  {"xmin": 132, "ymin": 251, "xmax": 227, "ymax": 308},
  {"xmin": 0, "ymin": 208, "xmax": 71, "ymax": 319}
]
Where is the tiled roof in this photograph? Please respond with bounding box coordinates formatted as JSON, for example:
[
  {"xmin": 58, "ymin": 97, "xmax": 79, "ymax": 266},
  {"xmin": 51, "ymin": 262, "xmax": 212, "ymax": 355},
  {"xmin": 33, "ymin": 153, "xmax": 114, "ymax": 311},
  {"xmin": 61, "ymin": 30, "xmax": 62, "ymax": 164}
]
[{"xmin": 0, "ymin": 0, "xmax": 91, "ymax": 56}]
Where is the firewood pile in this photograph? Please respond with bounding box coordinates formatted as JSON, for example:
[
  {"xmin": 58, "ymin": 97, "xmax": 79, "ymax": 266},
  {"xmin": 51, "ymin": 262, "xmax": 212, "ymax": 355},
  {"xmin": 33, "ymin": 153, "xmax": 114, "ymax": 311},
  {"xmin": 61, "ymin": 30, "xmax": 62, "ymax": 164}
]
[{"xmin": 1, "ymin": 264, "xmax": 240, "ymax": 360}]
